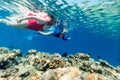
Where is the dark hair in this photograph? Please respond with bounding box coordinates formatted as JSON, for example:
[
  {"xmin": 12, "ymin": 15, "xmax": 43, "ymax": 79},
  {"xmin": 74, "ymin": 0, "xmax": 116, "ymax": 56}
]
[{"xmin": 47, "ymin": 14, "xmax": 56, "ymax": 25}]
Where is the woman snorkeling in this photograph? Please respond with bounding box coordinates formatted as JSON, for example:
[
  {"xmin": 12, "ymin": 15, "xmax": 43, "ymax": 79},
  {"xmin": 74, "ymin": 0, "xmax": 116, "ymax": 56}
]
[{"xmin": 0, "ymin": 10, "xmax": 70, "ymax": 40}]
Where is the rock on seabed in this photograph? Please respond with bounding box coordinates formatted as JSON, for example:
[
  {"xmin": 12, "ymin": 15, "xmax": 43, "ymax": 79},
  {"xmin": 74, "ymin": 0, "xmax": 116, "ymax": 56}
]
[{"xmin": 0, "ymin": 47, "xmax": 120, "ymax": 80}]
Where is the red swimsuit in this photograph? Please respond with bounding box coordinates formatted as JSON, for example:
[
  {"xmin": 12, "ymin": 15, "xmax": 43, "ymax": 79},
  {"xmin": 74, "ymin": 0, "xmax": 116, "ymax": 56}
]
[{"xmin": 27, "ymin": 13, "xmax": 48, "ymax": 31}]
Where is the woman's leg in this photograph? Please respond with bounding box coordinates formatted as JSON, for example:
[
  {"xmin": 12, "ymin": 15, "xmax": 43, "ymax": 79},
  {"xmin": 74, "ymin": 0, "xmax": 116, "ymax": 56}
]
[
  {"xmin": 0, "ymin": 19, "xmax": 14, "ymax": 26},
  {"xmin": 0, "ymin": 19, "xmax": 28, "ymax": 28}
]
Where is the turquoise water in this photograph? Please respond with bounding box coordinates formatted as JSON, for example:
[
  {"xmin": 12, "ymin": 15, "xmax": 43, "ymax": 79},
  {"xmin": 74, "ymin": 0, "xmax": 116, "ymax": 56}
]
[{"xmin": 0, "ymin": 0, "xmax": 120, "ymax": 66}]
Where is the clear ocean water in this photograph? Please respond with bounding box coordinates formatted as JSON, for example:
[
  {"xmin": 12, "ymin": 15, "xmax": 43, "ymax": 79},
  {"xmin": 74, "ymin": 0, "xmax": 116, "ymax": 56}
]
[{"xmin": 0, "ymin": 0, "xmax": 120, "ymax": 66}]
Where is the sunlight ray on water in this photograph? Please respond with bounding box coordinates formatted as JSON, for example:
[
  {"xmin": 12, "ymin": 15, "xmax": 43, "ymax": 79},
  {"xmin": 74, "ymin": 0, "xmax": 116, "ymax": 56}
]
[{"xmin": 0, "ymin": 0, "xmax": 120, "ymax": 39}]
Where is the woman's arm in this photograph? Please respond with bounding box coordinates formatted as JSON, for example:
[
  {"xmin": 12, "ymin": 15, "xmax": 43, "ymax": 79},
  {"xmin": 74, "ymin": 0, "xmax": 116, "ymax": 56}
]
[
  {"xmin": 17, "ymin": 16, "xmax": 41, "ymax": 22},
  {"xmin": 38, "ymin": 31, "xmax": 53, "ymax": 36},
  {"xmin": 17, "ymin": 16, "xmax": 47, "ymax": 24}
]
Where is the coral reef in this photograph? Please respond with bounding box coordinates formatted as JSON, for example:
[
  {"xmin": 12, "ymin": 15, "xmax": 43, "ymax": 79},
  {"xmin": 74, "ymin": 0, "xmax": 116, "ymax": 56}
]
[{"xmin": 0, "ymin": 47, "xmax": 120, "ymax": 80}]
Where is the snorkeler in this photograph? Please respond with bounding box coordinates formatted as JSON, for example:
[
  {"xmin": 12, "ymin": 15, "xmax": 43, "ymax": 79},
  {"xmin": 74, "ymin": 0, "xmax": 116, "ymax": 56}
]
[
  {"xmin": 0, "ymin": 10, "xmax": 56, "ymax": 31},
  {"xmin": 38, "ymin": 20, "xmax": 71, "ymax": 40}
]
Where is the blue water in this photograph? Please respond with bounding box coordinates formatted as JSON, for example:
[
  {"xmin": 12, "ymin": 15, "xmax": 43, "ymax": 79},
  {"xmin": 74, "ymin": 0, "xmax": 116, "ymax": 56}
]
[{"xmin": 0, "ymin": 0, "xmax": 120, "ymax": 66}]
